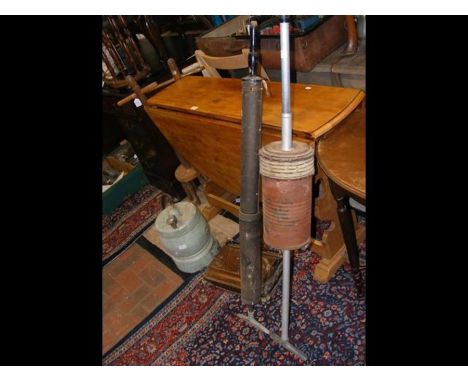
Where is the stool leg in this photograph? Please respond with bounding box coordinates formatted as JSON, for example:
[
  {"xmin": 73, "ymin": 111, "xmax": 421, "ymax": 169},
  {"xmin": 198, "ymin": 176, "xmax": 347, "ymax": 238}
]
[
  {"xmin": 329, "ymin": 180, "xmax": 363, "ymax": 296},
  {"xmin": 180, "ymin": 182, "xmax": 193, "ymax": 202},
  {"xmin": 187, "ymin": 181, "xmax": 201, "ymax": 205},
  {"xmin": 181, "ymin": 181, "xmax": 201, "ymax": 205}
]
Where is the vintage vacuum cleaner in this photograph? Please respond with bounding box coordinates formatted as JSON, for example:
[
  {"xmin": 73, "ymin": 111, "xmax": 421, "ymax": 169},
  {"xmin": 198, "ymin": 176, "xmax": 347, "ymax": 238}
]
[{"xmin": 238, "ymin": 16, "xmax": 314, "ymax": 361}]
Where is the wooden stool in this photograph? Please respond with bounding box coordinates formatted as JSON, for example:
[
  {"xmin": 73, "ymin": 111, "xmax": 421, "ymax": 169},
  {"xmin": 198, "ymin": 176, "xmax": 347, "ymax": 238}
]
[
  {"xmin": 175, "ymin": 164, "xmax": 201, "ymax": 205},
  {"xmin": 317, "ymin": 121, "xmax": 365, "ymax": 295}
]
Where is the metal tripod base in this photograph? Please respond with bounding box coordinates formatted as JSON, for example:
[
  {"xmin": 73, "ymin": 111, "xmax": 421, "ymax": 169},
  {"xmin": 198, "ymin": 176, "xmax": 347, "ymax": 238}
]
[{"xmin": 236, "ymin": 311, "xmax": 308, "ymax": 362}]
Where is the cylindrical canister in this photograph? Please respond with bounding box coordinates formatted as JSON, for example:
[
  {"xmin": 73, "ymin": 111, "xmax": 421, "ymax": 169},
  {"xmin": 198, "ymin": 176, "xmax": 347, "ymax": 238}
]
[
  {"xmin": 239, "ymin": 75, "xmax": 263, "ymax": 305},
  {"xmin": 259, "ymin": 141, "xmax": 315, "ymax": 250},
  {"xmin": 155, "ymin": 201, "xmax": 219, "ymax": 273}
]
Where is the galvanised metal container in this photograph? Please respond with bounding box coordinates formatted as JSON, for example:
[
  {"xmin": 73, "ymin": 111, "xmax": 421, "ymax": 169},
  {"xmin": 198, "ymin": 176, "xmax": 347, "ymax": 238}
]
[{"xmin": 155, "ymin": 201, "xmax": 219, "ymax": 273}]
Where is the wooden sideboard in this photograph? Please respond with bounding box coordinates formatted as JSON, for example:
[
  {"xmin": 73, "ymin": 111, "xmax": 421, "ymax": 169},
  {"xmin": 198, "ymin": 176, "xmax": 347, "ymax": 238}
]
[{"xmin": 144, "ymin": 76, "xmax": 366, "ymax": 282}]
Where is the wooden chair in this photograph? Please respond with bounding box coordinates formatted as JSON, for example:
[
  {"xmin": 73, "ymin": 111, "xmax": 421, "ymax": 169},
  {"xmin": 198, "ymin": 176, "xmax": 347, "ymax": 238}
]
[
  {"xmin": 195, "ymin": 49, "xmax": 271, "ymax": 97},
  {"xmin": 194, "ymin": 48, "xmax": 270, "ymax": 80}
]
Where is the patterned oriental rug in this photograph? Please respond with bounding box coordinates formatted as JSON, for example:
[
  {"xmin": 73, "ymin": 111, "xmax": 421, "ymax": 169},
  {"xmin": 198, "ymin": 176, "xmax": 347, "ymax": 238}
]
[
  {"xmin": 102, "ymin": 185, "xmax": 366, "ymax": 365},
  {"xmin": 103, "ymin": 241, "xmax": 187, "ymax": 354},
  {"xmin": 103, "ymin": 185, "xmax": 165, "ymax": 265}
]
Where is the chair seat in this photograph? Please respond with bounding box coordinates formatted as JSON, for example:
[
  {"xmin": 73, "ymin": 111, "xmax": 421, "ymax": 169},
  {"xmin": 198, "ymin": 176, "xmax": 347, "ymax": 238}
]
[{"xmin": 175, "ymin": 164, "xmax": 199, "ymax": 183}]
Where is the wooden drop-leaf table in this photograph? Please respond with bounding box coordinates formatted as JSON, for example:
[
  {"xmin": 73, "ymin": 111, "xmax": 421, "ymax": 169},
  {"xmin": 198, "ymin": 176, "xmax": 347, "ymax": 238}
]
[{"xmin": 144, "ymin": 76, "xmax": 366, "ymax": 283}]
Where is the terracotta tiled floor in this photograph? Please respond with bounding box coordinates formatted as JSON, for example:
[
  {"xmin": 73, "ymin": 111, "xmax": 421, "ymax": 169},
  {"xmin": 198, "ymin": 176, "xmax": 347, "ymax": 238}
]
[
  {"xmin": 103, "ymin": 243, "xmax": 183, "ymax": 353},
  {"xmin": 104, "ymin": 187, "xmax": 240, "ymax": 354}
]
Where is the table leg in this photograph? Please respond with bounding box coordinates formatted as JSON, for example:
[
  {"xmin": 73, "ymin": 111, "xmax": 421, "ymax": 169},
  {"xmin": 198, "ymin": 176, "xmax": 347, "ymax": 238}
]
[
  {"xmin": 311, "ymin": 165, "xmax": 365, "ymax": 283},
  {"xmin": 329, "ymin": 180, "xmax": 363, "ymax": 296}
]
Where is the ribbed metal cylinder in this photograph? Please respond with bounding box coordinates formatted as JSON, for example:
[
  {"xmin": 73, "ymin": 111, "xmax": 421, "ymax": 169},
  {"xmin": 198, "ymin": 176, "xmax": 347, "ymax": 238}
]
[
  {"xmin": 155, "ymin": 201, "xmax": 219, "ymax": 273},
  {"xmin": 259, "ymin": 141, "xmax": 315, "ymax": 250}
]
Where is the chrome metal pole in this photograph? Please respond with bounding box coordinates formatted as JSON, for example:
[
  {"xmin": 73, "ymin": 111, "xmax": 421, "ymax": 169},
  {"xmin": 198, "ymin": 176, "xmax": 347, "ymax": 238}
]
[
  {"xmin": 280, "ymin": 14, "xmax": 292, "ymax": 344},
  {"xmin": 277, "ymin": 16, "xmax": 306, "ymax": 360},
  {"xmin": 281, "ymin": 249, "xmax": 291, "ymax": 341},
  {"xmin": 280, "ymin": 17, "xmax": 292, "ymax": 151}
]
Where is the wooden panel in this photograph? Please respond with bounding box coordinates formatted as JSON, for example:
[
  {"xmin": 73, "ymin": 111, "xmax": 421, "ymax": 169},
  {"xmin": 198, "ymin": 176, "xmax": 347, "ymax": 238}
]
[
  {"xmin": 145, "ymin": 76, "xmax": 364, "ymax": 139},
  {"xmin": 146, "ymin": 107, "xmax": 284, "ymax": 196},
  {"xmin": 204, "ymin": 181, "xmax": 240, "ymax": 217}
]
